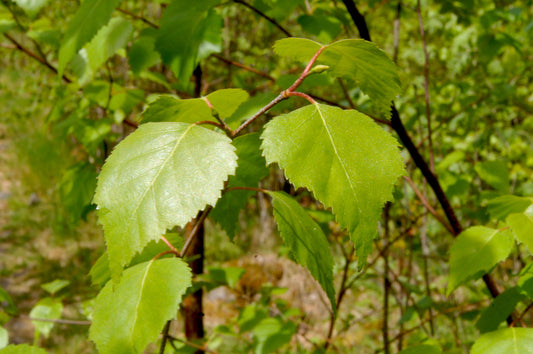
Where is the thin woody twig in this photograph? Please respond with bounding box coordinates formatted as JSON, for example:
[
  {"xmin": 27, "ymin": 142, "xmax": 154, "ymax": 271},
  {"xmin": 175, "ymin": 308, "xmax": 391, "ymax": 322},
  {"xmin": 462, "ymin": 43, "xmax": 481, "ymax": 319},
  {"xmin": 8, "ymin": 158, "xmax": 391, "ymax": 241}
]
[
  {"xmin": 233, "ymin": 0, "xmax": 292, "ymax": 37},
  {"xmin": 3, "ymin": 33, "xmax": 72, "ymax": 83}
]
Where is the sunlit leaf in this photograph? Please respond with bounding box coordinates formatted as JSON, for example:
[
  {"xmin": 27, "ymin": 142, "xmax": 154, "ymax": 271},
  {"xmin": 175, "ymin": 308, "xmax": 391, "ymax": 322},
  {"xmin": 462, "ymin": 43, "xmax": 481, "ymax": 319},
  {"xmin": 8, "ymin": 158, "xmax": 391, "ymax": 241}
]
[
  {"xmin": 507, "ymin": 205, "xmax": 533, "ymax": 254},
  {"xmin": 58, "ymin": 0, "xmax": 121, "ymax": 75},
  {"xmin": 261, "ymin": 104, "xmax": 404, "ymax": 263},
  {"xmin": 0, "ymin": 344, "xmax": 47, "ymax": 354},
  {"xmin": 447, "ymin": 226, "xmax": 513, "ymax": 295},
  {"xmin": 206, "ymin": 89, "xmax": 249, "ymax": 120},
  {"xmin": 471, "ymin": 328, "xmax": 533, "ymax": 354},
  {"xmin": 274, "ymin": 38, "xmax": 401, "ymax": 107},
  {"xmin": 94, "ymin": 122, "xmax": 237, "ymax": 280},
  {"xmin": 89, "ymin": 258, "xmax": 192, "ymax": 354},
  {"xmin": 268, "ymin": 191, "xmax": 336, "ymax": 314}
]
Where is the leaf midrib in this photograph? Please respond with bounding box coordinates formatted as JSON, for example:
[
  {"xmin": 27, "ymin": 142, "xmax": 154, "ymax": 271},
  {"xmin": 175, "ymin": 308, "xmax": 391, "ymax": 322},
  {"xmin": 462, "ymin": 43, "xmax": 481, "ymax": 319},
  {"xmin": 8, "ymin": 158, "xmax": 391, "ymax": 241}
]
[{"xmin": 314, "ymin": 105, "xmax": 362, "ymax": 225}]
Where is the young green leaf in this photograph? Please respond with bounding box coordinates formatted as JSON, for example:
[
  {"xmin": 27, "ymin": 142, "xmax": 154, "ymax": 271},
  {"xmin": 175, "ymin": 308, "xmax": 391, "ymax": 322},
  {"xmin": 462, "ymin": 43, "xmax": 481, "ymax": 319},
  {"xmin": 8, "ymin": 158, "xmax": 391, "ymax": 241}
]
[
  {"xmin": 206, "ymin": 89, "xmax": 249, "ymax": 120},
  {"xmin": 274, "ymin": 38, "xmax": 401, "ymax": 108},
  {"xmin": 13, "ymin": 0, "xmax": 49, "ymax": 18},
  {"xmin": 447, "ymin": 226, "xmax": 513, "ymax": 295},
  {"xmin": 487, "ymin": 194, "xmax": 532, "ymax": 221},
  {"xmin": 155, "ymin": 0, "xmax": 221, "ymax": 87},
  {"xmin": 142, "ymin": 89, "xmax": 248, "ymax": 124},
  {"xmin": 211, "ymin": 133, "xmax": 269, "ymax": 238},
  {"xmin": 73, "ymin": 17, "xmax": 133, "ymax": 84},
  {"xmin": 29, "ymin": 297, "xmax": 63, "ymax": 338},
  {"xmin": 141, "ymin": 95, "xmax": 212, "ymax": 123},
  {"xmin": 476, "ymin": 287, "xmax": 524, "ymax": 333},
  {"xmin": 470, "ymin": 328, "xmax": 533, "ymax": 354},
  {"xmin": 94, "ymin": 122, "xmax": 237, "ymax": 280},
  {"xmin": 0, "ymin": 344, "xmax": 48, "ymax": 354},
  {"xmin": 268, "ymin": 191, "xmax": 336, "ymax": 315},
  {"xmin": 57, "ymin": 0, "xmax": 121, "ymax": 75},
  {"xmin": 474, "ymin": 160, "xmax": 510, "ymax": 193},
  {"xmin": 89, "ymin": 258, "xmax": 192, "ymax": 354},
  {"xmin": 261, "ymin": 104, "xmax": 404, "ymax": 264},
  {"xmin": 507, "ymin": 205, "xmax": 533, "ymax": 254}
]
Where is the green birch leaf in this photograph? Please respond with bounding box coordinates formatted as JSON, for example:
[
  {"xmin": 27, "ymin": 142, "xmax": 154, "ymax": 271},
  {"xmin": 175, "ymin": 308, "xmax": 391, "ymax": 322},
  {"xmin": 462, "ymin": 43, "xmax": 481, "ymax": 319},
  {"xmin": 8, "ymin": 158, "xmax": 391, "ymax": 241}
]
[
  {"xmin": 261, "ymin": 104, "xmax": 404, "ymax": 264},
  {"xmin": 0, "ymin": 327, "xmax": 7, "ymax": 349},
  {"xmin": 273, "ymin": 37, "xmax": 322, "ymax": 63},
  {"xmin": 59, "ymin": 162, "xmax": 97, "ymax": 224},
  {"xmin": 487, "ymin": 194, "xmax": 532, "ymax": 221},
  {"xmin": 206, "ymin": 89, "xmax": 249, "ymax": 120},
  {"xmin": 268, "ymin": 191, "xmax": 336, "ymax": 315},
  {"xmin": 13, "ymin": 0, "xmax": 49, "ymax": 17},
  {"xmin": 90, "ymin": 233, "xmax": 184, "ymax": 287},
  {"xmin": 476, "ymin": 287, "xmax": 524, "ymax": 333},
  {"xmin": 58, "ymin": 0, "xmax": 122, "ymax": 75},
  {"xmin": 73, "ymin": 17, "xmax": 132, "ymax": 84},
  {"xmin": 29, "ymin": 297, "xmax": 63, "ymax": 338},
  {"xmin": 211, "ymin": 133, "xmax": 269, "ymax": 238},
  {"xmin": 398, "ymin": 345, "xmax": 442, "ymax": 354},
  {"xmin": 89, "ymin": 258, "xmax": 192, "ymax": 354},
  {"xmin": 474, "ymin": 160, "xmax": 510, "ymax": 193},
  {"xmin": 0, "ymin": 344, "xmax": 48, "ymax": 354},
  {"xmin": 129, "ymin": 32, "xmax": 161, "ymax": 75},
  {"xmin": 141, "ymin": 95, "xmax": 212, "ymax": 123},
  {"xmin": 471, "ymin": 328, "xmax": 533, "ymax": 354},
  {"xmin": 274, "ymin": 38, "xmax": 400, "ymax": 107},
  {"xmin": 197, "ymin": 10, "xmax": 222, "ymax": 60},
  {"xmin": 507, "ymin": 205, "xmax": 533, "ymax": 253},
  {"xmin": 155, "ymin": 0, "xmax": 220, "ymax": 87},
  {"xmin": 447, "ymin": 226, "xmax": 514, "ymax": 295},
  {"xmin": 94, "ymin": 122, "xmax": 237, "ymax": 280},
  {"xmin": 142, "ymin": 89, "xmax": 248, "ymax": 124}
]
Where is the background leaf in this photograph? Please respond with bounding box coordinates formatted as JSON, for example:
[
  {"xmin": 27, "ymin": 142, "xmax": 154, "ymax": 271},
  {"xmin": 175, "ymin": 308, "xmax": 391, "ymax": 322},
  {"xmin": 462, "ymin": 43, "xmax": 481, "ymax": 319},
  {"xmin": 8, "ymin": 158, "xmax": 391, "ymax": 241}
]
[
  {"xmin": 94, "ymin": 122, "xmax": 237, "ymax": 280},
  {"xmin": 58, "ymin": 0, "xmax": 122, "ymax": 75},
  {"xmin": 268, "ymin": 191, "xmax": 336, "ymax": 314},
  {"xmin": 487, "ymin": 194, "xmax": 532, "ymax": 221},
  {"xmin": 72, "ymin": 17, "xmax": 133, "ymax": 85},
  {"xmin": 141, "ymin": 95, "xmax": 211, "ymax": 123},
  {"xmin": 447, "ymin": 226, "xmax": 514, "ymax": 295},
  {"xmin": 155, "ymin": 0, "xmax": 221, "ymax": 88},
  {"xmin": 89, "ymin": 258, "xmax": 192, "ymax": 354},
  {"xmin": 0, "ymin": 344, "xmax": 48, "ymax": 354},
  {"xmin": 474, "ymin": 160, "xmax": 510, "ymax": 193},
  {"xmin": 475, "ymin": 287, "xmax": 524, "ymax": 333},
  {"xmin": 261, "ymin": 104, "xmax": 404, "ymax": 263},
  {"xmin": 470, "ymin": 328, "xmax": 533, "ymax": 354},
  {"xmin": 211, "ymin": 133, "xmax": 268, "ymax": 238},
  {"xmin": 507, "ymin": 205, "xmax": 533, "ymax": 254},
  {"xmin": 29, "ymin": 297, "xmax": 63, "ymax": 338}
]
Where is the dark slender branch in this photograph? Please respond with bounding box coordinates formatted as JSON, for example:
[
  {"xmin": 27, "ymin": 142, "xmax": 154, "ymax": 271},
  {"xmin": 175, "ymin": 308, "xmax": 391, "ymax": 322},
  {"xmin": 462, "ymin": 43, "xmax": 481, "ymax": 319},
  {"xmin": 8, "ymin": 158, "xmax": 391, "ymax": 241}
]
[
  {"xmin": 341, "ymin": 0, "xmax": 511, "ymax": 323},
  {"xmin": 3, "ymin": 33, "xmax": 72, "ymax": 83},
  {"xmin": 179, "ymin": 207, "xmax": 212, "ymax": 258},
  {"xmin": 159, "ymin": 320, "xmax": 171, "ymax": 354},
  {"xmin": 117, "ymin": 7, "xmax": 159, "ymax": 28},
  {"xmin": 233, "ymin": 0, "xmax": 293, "ymax": 37},
  {"xmin": 341, "ymin": 0, "xmax": 371, "ymax": 41}
]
